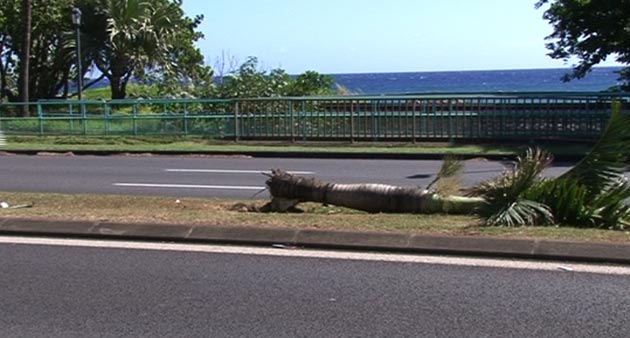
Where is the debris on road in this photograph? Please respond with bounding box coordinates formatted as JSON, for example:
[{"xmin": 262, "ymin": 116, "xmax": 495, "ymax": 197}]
[
  {"xmin": 272, "ymin": 244, "xmax": 298, "ymax": 250},
  {"xmin": 0, "ymin": 201, "xmax": 33, "ymax": 209}
]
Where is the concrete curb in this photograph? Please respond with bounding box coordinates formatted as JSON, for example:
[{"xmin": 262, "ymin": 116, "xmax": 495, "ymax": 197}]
[{"xmin": 1, "ymin": 218, "xmax": 629, "ymax": 264}]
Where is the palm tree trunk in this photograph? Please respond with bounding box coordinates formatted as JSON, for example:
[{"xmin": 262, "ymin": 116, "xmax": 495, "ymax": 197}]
[
  {"xmin": 263, "ymin": 170, "xmax": 484, "ymax": 214},
  {"xmin": 19, "ymin": 0, "xmax": 32, "ymax": 116},
  {"xmin": 0, "ymin": 36, "xmax": 7, "ymax": 99}
]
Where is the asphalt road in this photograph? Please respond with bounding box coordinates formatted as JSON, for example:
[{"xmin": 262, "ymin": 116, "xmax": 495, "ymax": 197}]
[
  {"xmin": 1, "ymin": 240, "xmax": 629, "ymax": 338},
  {"xmin": 0, "ymin": 154, "xmax": 575, "ymax": 198}
]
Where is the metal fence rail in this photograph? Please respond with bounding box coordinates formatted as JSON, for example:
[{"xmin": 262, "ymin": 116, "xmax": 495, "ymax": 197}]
[{"xmin": 0, "ymin": 92, "xmax": 627, "ymax": 141}]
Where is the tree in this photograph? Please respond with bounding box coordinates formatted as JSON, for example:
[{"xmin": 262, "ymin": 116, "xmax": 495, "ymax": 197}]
[
  {"xmin": 0, "ymin": 0, "xmax": 77, "ymax": 103},
  {"xmin": 29, "ymin": 0, "xmax": 75, "ymax": 99},
  {"xmin": 86, "ymin": 0, "xmax": 173, "ymax": 99},
  {"xmin": 218, "ymin": 57, "xmax": 290, "ymax": 98},
  {"xmin": 0, "ymin": 1, "xmax": 18, "ymax": 101},
  {"xmin": 262, "ymin": 169, "xmax": 483, "ymax": 214},
  {"xmin": 536, "ymin": 0, "xmax": 630, "ymax": 89},
  {"xmin": 80, "ymin": 0, "xmax": 210, "ymax": 99},
  {"xmin": 19, "ymin": 0, "xmax": 30, "ymax": 115},
  {"xmin": 218, "ymin": 57, "xmax": 335, "ymax": 98},
  {"xmin": 286, "ymin": 71, "xmax": 335, "ymax": 97},
  {"xmin": 138, "ymin": 9, "xmax": 214, "ymax": 99},
  {"xmin": 213, "ymin": 50, "xmax": 240, "ymax": 86}
]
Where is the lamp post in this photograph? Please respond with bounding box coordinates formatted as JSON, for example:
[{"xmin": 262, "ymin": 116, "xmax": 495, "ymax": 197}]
[{"xmin": 71, "ymin": 8, "xmax": 82, "ymax": 106}]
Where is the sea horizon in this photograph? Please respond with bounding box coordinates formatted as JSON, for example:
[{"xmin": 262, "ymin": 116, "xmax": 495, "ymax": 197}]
[
  {"xmin": 80, "ymin": 66, "xmax": 624, "ymax": 96},
  {"xmin": 327, "ymin": 66, "xmax": 624, "ymax": 95},
  {"xmin": 325, "ymin": 65, "xmax": 621, "ymax": 76}
]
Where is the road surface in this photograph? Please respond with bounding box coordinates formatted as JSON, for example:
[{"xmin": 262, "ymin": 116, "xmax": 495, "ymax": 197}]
[
  {"xmin": 0, "ymin": 154, "xmax": 575, "ymax": 198},
  {"xmin": 1, "ymin": 237, "xmax": 629, "ymax": 338}
]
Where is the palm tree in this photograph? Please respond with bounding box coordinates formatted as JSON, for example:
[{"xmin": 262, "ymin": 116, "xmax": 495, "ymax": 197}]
[
  {"xmin": 85, "ymin": 0, "xmax": 179, "ymax": 99},
  {"xmin": 263, "ymin": 160, "xmax": 484, "ymax": 215}
]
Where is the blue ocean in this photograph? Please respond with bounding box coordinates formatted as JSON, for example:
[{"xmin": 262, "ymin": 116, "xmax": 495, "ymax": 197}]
[{"xmin": 329, "ymin": 67, "xmax": 623, "ymax": 95}]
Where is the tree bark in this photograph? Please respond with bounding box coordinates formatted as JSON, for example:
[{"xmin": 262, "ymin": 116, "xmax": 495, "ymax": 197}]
[
  {"xmin": 0, "ymin": 36, "xmax": 7, "ymax": 100},
  {"xmin": 19, "ymin": 0, "xmax": 32, "ymax": 116},
  {"xmin": 263, "ymin": 170, "xmax": 484, "ymax": 214},
  {"xmin": 109, "ymin": 72, "xmax": 130, "ymax": 99},
  {"xmin": 107, "ymin": 56, "xmax": 132, "ymax": 99},
  {"xmin": 110, "ymin": 74, "xmax": 123, "ymax": 99}
]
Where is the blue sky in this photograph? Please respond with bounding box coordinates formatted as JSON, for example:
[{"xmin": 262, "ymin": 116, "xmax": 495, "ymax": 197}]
[{"xmin": 181, "ymin": 0, "xmax": 621, "ymax": 74}]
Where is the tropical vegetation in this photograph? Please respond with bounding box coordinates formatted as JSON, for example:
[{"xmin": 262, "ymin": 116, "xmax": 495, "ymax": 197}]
[
  {"xmin": 0, "ymin": 0, "xmax": 209, "ymax": 105},
  {"xmin": 0, "ymin": 0, "xmax": 336, "ymax": 115}
]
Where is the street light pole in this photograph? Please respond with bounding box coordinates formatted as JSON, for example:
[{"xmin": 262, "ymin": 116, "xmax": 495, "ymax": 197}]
[{"xmin": 71, "ymin": 8, "xmax": 82, "ymax": 107}]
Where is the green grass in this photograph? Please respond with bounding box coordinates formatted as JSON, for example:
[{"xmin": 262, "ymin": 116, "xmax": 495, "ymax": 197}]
[
  {"xmin": 82, "ymin": 86, "xmax": 112, "ymax": 100},
  {"xmin": 83, "ymin": 84, "xmax": 160, "ymax": 100},
  {"xmin": 0, "ymin": 191, "xmax": 628, "ymax": 243},
  {"xmin": 3, "ymin": 135, "xmax": 593, "ymax": 156}
]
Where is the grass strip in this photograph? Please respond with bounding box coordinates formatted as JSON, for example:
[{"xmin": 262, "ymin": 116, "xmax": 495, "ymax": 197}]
[{"xmin": 0, "ymin": 191, "xmax": 628, "ymax": 243}]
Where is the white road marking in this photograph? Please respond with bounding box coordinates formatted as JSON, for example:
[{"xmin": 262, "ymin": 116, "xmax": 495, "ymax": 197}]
[
  {"xmin": 1, "ymin": 236, "xmax": 628, "ymax": 276},
  {"xmin": 165, "ymin": 169, "xmax": 315, "ymax": 175},
  {"xmin": 114, "ymin": 183, "xmax": 265, "ymax": 190}
]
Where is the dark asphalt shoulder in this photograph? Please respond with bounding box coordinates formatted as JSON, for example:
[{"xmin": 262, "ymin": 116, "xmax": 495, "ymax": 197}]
[{"xmin": 1, "ymin": 217, "xmax": 628, "ymax": 265}]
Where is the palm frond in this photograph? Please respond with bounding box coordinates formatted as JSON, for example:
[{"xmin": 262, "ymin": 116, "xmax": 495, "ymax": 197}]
[
  {"xmin": 469, "ymin": 147, "xmax": 552, "ymax": 198},
  {"xmin": 470, "ymin": 147, "xmax": 555, "ymax": 226},
  {"xmin": 556, "ymin": 101, "xmax": 630, "ymax": 197},
  {"xmin": 484, "ymin": 199, "xmax": 553, "ymax": 227},
  {"xmin": 587, "ymin": 179, "xmax": 630, "ymax": 229},
  {"xmin": 524, "ymin": 178, "xmax": 594, "ymax": 227},
  {"xmin": 517, "ymin": 101, "xmax": 630, "ymax": 229},
  {"xmin": 427, "ymin": 153, "xmax": 464, "ymax": 195}
]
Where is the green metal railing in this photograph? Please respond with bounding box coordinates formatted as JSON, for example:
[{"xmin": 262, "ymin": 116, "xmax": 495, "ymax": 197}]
[{"xmin": 0, "ymin": 92, "xmax": 627, "ymax": 141}]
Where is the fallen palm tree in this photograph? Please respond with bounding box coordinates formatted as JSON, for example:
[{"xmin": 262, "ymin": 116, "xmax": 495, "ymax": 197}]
[
  {"xmin": 262, "ymin": 158, "xmax": 483, "ymax": 215},
  {"xmin": 259, "ymin": 102, "xmax": 630, "ymax": 229}
]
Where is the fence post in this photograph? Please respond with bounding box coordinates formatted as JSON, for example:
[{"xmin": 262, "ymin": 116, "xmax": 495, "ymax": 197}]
[
  {"xmin": 82, "ymin": 101, "xmax": 88, "ymax": 135},
  {"xmin": 427, "ymin": 100, "xmax": 432, "ymax": 138},
  {"xmin": 350, "ymin": 100, "xmax": 355, "ymax": 143},
  {"xmin": 372, "ymin": 100, "xmax": 378, "ymax": 142},
  {"xmin": 289, "ymin": 99, "xmax": 295, "ymax": 143},
  {"xmin": 37, "ymin": 103, "xmax": 43, "ymax": 135},
  {"xmin": 132, "ymin": 103, "xmax": 138, "ymax": 136},
  {"xmin": 161, "ymin": 102, "xmax": 167, "ymax": 133},
  {"xmin": 411, "ymin": 99, "xmax": 417, "ymax": 143},
  {"xmin": 234, "ymin": 101, "xmax": 240, "ymax": 142},
  {"xmin": 104, "ymin": 101, "xmax": 110, "ymax": 135},
  {"xmin": 69, "ymin": 103, "xmax": 74, "ymax": 133},
  {"xmin": 300, "ymin": 99, "xmax": 306, "ymax": 142},
  {"xmin": 448, "ymin": 99, "xmax": 454, "ymax": 143},
  {"xmin": 183, "ymin": 102, "xmax": 188, "ymax": 135}
]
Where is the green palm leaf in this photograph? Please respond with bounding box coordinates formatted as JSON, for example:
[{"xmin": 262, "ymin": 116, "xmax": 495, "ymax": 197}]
[
  {"xmin": 525, "ymin": 101, "xmax": 630, "ymax": 229},
  {"xmin": 469, "ymin": 147, "xmax": 555, "ymax": 226},
  {"xmin": 484, "ymin": 199, "xmax": 553, "ymax": 227},
  {"xmin": 556, "ymin": 101, "xmax": 630, "ymax": 197},
  {"xmin": 587, "ymin": 179, "xmax": 630, "ymax": 229},
  {"xmin": 472, "ymin": 101, "xmax": 630, "ymax": 228},
  {"xmin": 524, "ymin": 178, "xmax": 595, "ymax": 227}
]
